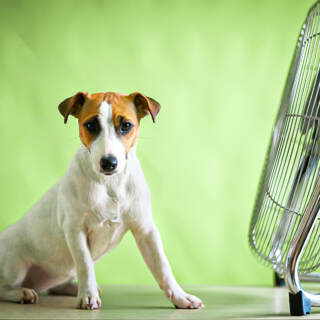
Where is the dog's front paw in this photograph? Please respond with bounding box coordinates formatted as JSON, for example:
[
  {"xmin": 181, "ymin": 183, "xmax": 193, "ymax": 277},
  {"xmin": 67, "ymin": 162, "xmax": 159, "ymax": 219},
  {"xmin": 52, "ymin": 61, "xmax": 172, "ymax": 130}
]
[
  {"xmin": 166, "ymin": 288, "xmax": 204, "ymax": 309},
  {"xmin": 76, "ymin": 293, "xmax": 101, "ymax": 310}
]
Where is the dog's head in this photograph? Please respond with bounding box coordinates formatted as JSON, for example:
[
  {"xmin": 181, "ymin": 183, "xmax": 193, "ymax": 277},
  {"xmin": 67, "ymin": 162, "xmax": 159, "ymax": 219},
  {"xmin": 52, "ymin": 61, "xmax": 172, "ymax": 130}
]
[{"xmin": 58, "ymin": 91, "xmax": 161, "ymax": 176}]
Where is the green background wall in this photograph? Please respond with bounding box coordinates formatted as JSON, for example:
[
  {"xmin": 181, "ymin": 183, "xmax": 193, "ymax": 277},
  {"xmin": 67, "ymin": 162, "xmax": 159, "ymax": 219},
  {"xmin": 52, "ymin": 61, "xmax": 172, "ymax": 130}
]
[{"xmin": 0, "ymin": 0, "xmax": 315, "ymax": 286}]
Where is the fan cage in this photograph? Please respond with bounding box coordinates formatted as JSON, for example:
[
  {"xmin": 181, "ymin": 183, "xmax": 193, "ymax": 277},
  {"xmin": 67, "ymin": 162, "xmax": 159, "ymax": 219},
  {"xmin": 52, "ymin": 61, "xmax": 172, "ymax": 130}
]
[{"xmin": 249, "ymin": 1, "xmax": 320, "ymax": 276}]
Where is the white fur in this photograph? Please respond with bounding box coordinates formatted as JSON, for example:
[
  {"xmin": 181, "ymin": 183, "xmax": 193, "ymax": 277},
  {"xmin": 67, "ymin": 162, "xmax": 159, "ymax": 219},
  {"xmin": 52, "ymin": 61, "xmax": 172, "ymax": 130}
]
[
  {"xmin": 89, "ymin": 101, "xmax": 126, "ymax": 175},
  {"xmin": 0, "ymin": 102, "xmax": 203, "ymax": 310}
]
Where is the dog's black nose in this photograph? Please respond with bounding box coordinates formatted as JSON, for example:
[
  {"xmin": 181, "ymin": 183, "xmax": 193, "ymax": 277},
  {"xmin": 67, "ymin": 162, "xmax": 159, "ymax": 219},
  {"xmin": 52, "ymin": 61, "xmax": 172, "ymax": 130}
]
[{"xmin": 100, "ymin": 155, "xmax": 118, "ymax": 173}]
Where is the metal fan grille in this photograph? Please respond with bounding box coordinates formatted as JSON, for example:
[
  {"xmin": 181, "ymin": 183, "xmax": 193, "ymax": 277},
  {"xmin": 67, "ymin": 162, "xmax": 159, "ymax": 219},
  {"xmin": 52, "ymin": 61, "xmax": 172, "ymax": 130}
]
[{"xmin": 249, "ymin": 1, "xmax": 320, "ymax": 276}]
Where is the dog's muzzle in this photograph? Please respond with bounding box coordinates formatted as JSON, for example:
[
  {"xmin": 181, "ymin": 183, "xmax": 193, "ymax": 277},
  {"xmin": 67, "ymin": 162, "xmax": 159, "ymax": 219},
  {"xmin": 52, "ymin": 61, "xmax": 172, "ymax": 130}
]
[{"xmin": 100, "ymin": 154, "xmax": 118, "ymax": 175}]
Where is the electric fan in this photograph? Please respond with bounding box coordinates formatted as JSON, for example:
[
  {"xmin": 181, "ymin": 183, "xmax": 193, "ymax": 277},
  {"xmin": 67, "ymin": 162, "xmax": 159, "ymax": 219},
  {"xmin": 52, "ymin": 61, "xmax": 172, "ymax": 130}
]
[{"xmin": 249, "ymin": 1, "xmax": 320, "ymax": 316}]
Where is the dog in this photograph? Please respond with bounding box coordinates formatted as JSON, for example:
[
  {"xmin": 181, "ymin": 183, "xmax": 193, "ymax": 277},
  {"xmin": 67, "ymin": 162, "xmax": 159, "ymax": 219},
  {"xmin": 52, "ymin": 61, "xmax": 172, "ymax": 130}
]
[{"xmin": 0, "ymin": 91, "xmax": 203, "ymax": 310}]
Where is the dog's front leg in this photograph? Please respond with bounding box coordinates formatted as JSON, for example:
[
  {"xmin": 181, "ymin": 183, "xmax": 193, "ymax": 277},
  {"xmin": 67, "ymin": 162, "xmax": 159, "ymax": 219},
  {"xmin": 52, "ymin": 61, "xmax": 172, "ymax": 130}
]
[
  {"xmin": 132, "ymin": 223, "xmax": 203, "ymax": 309},
  {"xmin": 65, "ymin": 229, "xmax": 101, "ymax": 310}
]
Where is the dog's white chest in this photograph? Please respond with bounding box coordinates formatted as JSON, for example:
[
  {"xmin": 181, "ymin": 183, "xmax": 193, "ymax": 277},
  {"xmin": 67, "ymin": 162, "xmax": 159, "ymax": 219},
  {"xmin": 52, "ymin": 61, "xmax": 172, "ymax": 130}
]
[
  {"xmin": 85, "ymin": 182, "xmax": 128, "ymax": 262},
  {"xmin": 87, "ymin": 219, "xmax": 126, "ymax": 262}
]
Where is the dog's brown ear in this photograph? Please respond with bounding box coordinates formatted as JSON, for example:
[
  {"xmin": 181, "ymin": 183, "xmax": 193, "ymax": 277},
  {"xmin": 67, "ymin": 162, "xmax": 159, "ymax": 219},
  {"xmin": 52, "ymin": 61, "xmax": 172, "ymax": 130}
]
[
  {"xmin": 129, "ymin": 92, "xmax": 161, "ymax": 123},
  {"xmin": 58, "ymin": 91, "xmax": 88, "ymax": 124}
]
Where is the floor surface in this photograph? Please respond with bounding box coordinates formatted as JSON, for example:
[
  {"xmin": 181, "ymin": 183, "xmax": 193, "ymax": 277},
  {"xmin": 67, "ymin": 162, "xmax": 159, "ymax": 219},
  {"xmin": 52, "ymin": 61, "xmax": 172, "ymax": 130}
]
[{"xmin": 0, "ymin": 285, "xmax": 318, "ymax": 319}]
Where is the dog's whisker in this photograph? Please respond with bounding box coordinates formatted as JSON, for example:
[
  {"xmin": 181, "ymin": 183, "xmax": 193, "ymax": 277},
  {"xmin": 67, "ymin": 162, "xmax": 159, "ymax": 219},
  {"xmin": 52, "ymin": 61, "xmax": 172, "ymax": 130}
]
[
  {"xmin": 69, "ymin": 136, "xmax": 80, "ymax": 141},
  {"xmin": 137, "ymin": 136, "xmax": 153, "ymax": 140}
]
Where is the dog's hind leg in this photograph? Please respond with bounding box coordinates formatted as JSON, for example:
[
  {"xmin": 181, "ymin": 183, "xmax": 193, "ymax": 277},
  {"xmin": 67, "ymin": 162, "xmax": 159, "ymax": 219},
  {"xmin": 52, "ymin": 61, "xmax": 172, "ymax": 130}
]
[
  {"xmin": 0, "ymin": 256, "xmax": 38, "ymax": 304},
  {"xmin": 0, "ymin": 286, "xmax": 38, "ymax": 304},
  {"xmin": 48, "ymin": 279, "xmax": 78, "ymax": 296}
]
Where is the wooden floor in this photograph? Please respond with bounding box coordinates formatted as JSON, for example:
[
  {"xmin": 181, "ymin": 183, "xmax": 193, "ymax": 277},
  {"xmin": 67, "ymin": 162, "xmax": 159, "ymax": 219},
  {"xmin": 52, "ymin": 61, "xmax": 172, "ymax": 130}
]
[{"xmin": 0, "ymin": 285, "xmax": 319, "ymax": 319}]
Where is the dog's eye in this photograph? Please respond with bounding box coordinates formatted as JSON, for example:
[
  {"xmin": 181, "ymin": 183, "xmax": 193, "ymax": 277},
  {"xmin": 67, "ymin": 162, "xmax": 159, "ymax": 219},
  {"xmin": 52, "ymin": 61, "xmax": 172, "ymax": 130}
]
[
  {"xmin": 84, "ymin": 117, "xmax": 100, "ymax": 135},
  {"xmin": 119, "ymin": 121, "xmax": 133, "ymax": 135}
]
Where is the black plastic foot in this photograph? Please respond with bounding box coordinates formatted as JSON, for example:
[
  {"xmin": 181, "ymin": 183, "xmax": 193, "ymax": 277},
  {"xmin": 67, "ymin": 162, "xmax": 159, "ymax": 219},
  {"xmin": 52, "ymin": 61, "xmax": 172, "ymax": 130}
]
[
  {"xmin": 289, "ymin": 291, "xmax": 311, "ymax": 316},
  {"xmin": 274, "ymin": 272, "xmax": 285, "ymax": 287}
]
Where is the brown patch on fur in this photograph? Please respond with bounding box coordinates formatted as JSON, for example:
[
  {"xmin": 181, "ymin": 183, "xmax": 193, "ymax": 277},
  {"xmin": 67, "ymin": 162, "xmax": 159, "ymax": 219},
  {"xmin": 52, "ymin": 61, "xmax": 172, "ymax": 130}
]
[
  {"xmin": 107, "ymin": 93, "xmax": 140, "ymax": 155},
  {"xmin": 77, "ymin": 93, "xmax": 105, "ymax": 149},
  {"xmin": 76, "ymin": 92, "xmax": 139, "ymax": 151},
  {"xmin": 58, "ymin": 91, "xmax": 160, "ymax": 151}
]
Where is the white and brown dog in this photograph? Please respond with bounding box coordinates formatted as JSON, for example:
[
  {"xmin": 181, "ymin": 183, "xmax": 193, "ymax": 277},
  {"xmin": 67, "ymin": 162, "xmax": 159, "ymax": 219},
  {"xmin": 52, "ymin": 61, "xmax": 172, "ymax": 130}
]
[{"xmin": 0, "ymin": 91, "xmax": 203, "ymax": 310}]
